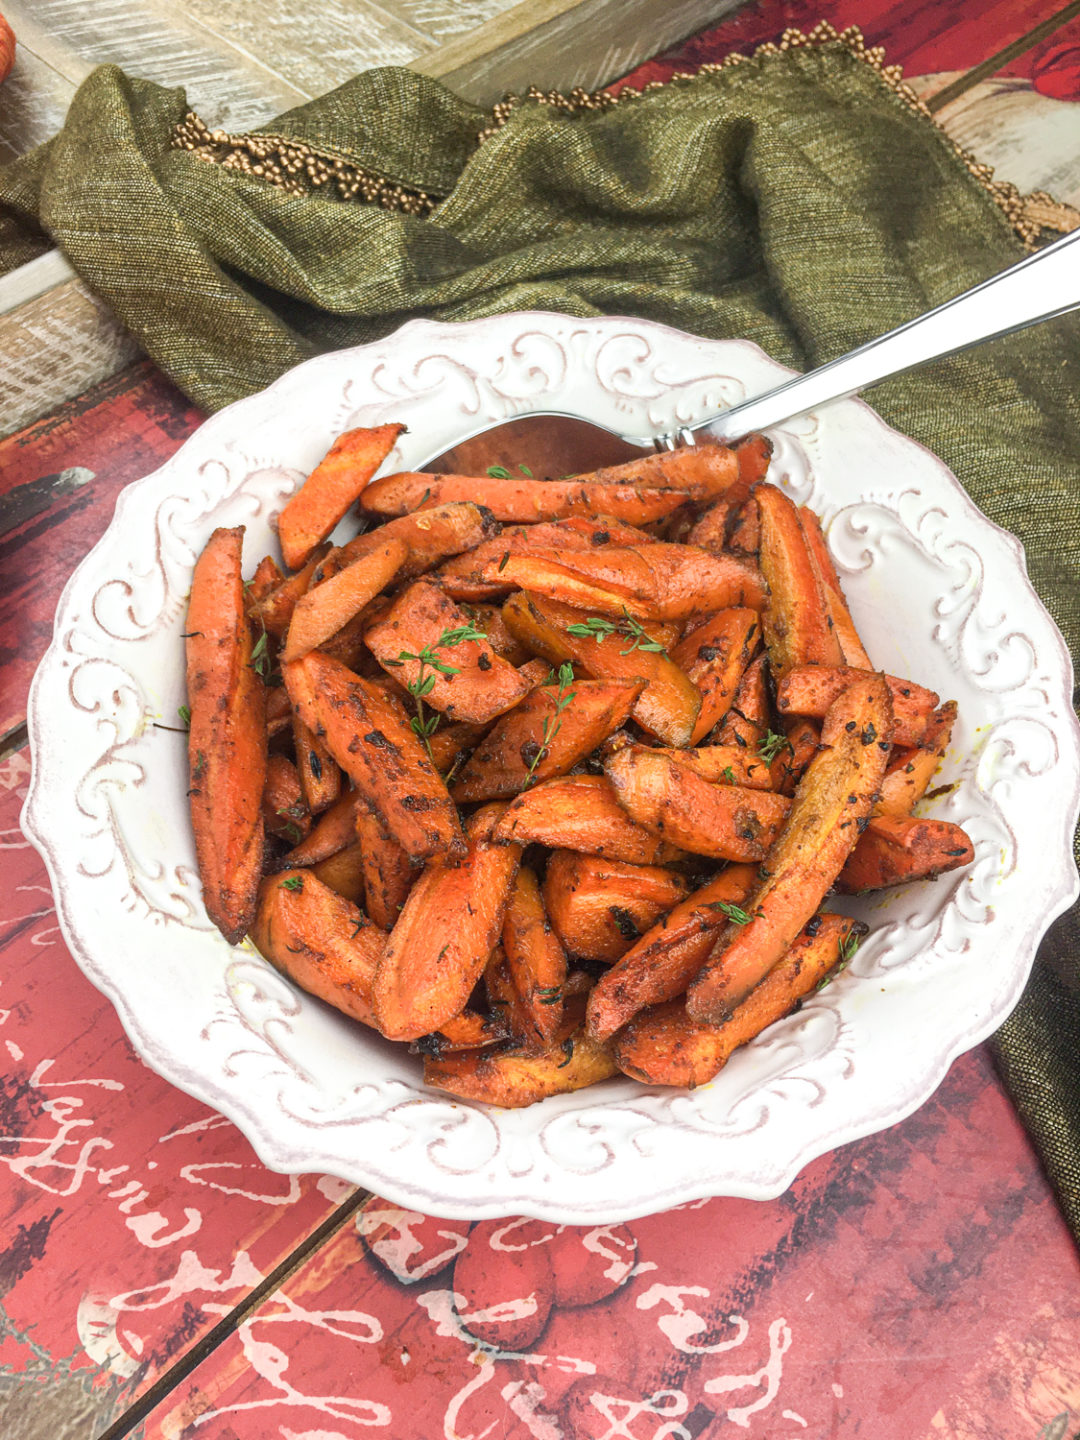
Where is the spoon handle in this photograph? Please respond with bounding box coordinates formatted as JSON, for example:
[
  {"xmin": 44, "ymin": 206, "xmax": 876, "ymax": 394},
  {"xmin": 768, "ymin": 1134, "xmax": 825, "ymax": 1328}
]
[{"xmin": 675, "ymin": 224, "xmax": 1080, "ymax": 446}]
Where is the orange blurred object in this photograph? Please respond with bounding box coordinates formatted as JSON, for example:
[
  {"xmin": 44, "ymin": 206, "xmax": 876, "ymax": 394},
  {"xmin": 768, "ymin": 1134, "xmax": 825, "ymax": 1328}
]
[{"xmin": 0, "ymin": 13, "xmax": 14, "ymax": 85}]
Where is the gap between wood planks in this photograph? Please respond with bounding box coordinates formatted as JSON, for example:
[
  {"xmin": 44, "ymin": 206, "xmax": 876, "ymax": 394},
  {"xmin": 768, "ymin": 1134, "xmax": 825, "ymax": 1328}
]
[
  {"xmin": 926, "ymin": 0, "xmax": 1080, "ymax": 111},
  {"xmin": 95, "ymin": 1188, "xmax": 372, "ymax": 1440}
]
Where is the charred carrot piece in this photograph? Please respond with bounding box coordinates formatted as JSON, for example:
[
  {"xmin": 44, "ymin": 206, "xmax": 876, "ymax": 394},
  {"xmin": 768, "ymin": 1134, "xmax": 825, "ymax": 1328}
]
[
  {"xmin": 734, "ymin": 433, "xmax": 774, "ymax": 487},
  {"xmin": 462, "ymin": 603, "xmax": 533, "ymax": 665},
  {"xmin": 426, "ymin": 720, "xmax": 490, "ymax": 778},
  {"xmin": 837, "ymin": 814, "xmax": 973, "ymax": 892},
  {"xmin": 262, "ymin": 754, "xmax": 311, "ymax": 842},
  {"xmin": 671, "ymin": 607, "xmax": 761, "ymax": 744},
  {"xmin": 246, "ymin": 555, "xmax": 284, "ymax": 610},
  {"xmin": 726, "ymin": 497, "xmax": 760, "ymax": 556},
  {"xmin": 292, "ymin": 712, "xmax": 342, "ymax": 815},
  {"xmin": 266, "ymin": 684, "xmax": 293, "ymax": 740},
  {"xmin": 412, "ymin": 1005, "xmax": 508, "ymax": 1056},
  {"xmin": 278, "ymin": 423, "xmax": 404, "ymax": 570},
  {"xmin": 686, "ymin": 674, "xmax": 894, "ymax": 1022},
  {"xmin": 568, "ymin": 441, "xmax": 746, "ymax": 500},
  {"xmin": 284, "ymin": 790, "xmax": 360, "ymax": 867},
  {"xmin": 285, "ymin": 652, "xmax": 465, "ymax": 862},
  {"xmin": 585, "ymin": 865, "xmax": 758, "ymax": 1043},
  {"xmin": 775, "ymin": 664, "xmax": 938, "ymax": 747},
  {"xmin": 282, "ymin": 535, "xmax": 407, "ymax": 662},
  {"xmin": 437, "ymin": 516, "xmax": 655, "ymax": 601},
  {"xmin": 615, "ymin": 914, "xmax": 864, "ymax": 1088},
  {"xmin": 874, "ymin": 702, "xmax": 957, "ymax": 817},
  {"xmin": 686, "ymin": 501, "xmax": 732, "ymax": 552},
  {"xmin": 799, "ymin": 507, "xmax": 872, "ymax": 669},
  {"xmin": 756, "ymin": 483, "xmax": 844, "ymax": 675},
  {"xmin": 494, "ymin": 774, "xmax": 686, "ymax": 864},
  {"xmin": 359, "ymin": 471, "xmax": 691, "ymax": 526},
  {"xmin": 355, "ymin": 807, "xmax": 416, "ymax": 930},
  {"xmin": 250, "ymin": 869, "xmax": 383, "ymax": 1026},
  {"xmin": 423, "ymin": 1026, "xmax": 617, "ymax": 1107},
  {"xmin": 373, "ymin": 806, "xmax": 522, "ymax": 1041},
  {"xmin": 604, "ymin": 745, "xmax": 790, "ymax": 863},
  {"xmin": 365, "ymin": 578, "xmax": 531, "ymax": 725},
  {"xmin": 501, "ymin": 866, "xmax": 569, "ymax": 1050},
  {"xmin": 451, "ymin": 677, "xmax": 642, "ymax": 802},
  {"xmin": 250, "ymin": 544, "xmax": 331, "ymax": 640},
  {"xmin": 543, "ymin": 851, "xmax": 692, "ymax": 963},
  {"xmin": 311, "ymin": 842, "xmax": 366, "ymax": 906},
  {"xmin": 313, "ymin": 502, "xmax": 500, "ymax": 587},
  {"xmin": 714, "ymin": 652, "xmax": 770, "ymax": 750},
  {"xmin": 774, "ymin": 715, "xmax": 821, "ymax": 796},
  {"xmin": 501, "ymin": 590, "xmax": 700, "ymax": 747},
  {"xmin": 186, "ymin": 525, "xmax": 267, "ymax": 944},
  {"xmin": 655, "ymin": 745, "xmax": 777, "ymax": 790}
]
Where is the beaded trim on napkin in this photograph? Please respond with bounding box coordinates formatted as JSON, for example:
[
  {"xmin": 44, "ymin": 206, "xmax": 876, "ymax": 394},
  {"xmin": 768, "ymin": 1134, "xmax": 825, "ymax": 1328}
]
[{"xmin": 170, "ymin": 22, "xmax": 1080, "ymax": 248}]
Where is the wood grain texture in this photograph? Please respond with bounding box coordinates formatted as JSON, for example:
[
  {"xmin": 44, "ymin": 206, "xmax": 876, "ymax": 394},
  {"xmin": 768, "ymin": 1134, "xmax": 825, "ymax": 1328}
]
[
  {"xmin": 0, "ymin": 43, "xmax": 75, "ymax": 163},
  {"xmin": 137, "ymin": 1047, "xmax": 1080, "ymax": 1440},
  {"xmin": 0, "ymin": 752, "xmax": 355, "ymax": 1439},
  {"xmin": 386, "ymin": 0, "xmax": 521, "ymax": 42}
]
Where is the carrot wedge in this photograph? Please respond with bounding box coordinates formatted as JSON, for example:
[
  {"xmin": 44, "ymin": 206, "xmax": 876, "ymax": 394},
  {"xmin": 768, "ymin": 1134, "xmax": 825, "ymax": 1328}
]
[
  {"xmin": 424, "ymin": 1027, "xmax": 617, "ymax": 1107},
  {"xmin": 837, "ymin": 815, "xmax": 974, "ymax": 892},
  {"xmin": 278, "ymin": 423, "xmax": 404, "ymax": 570},
  {"xmin": 671, "ymin": 607, "xmax": 761, "ymax": 744},
  {"xmin": 246, "ymin": 554, "xmax": 284, "ymax": 609},
  {"xmin": 604, "ymin": 746, "xmax": 790, "ymax": 863},
  {"xmin": 686, "ymin": 674, "xmax": 894, "ymax": 1022},
  {"xmin": 355, "ymin": 807, "xmax": 416, "ymax": 930},
  {"xmin": 586, "ymin": 865, "xmax": 758, "ymax": 1043},
  {"xmin": 437, "ymin": 516, "xmax": 655, "ymax": 601},
  {"xmin": 501, "ymin": 866, "xmax": 570, "ymax": 1050},
  {"xmin": 282, "ymin": 535, "xmax": 407, "ymax": 662},
  {"xmin": 656, "ymin": 745, "xmax": 776, "ymax": 790},
  {"xmin": 284, "ymin": 791, "xmax": 360, "ymax": 867},
  {"xmin": 313, "ymin": 502, "xmax": 501, "ymax": 587},
  {"xmin": 451, "ymin": 677, "xmax": 642, "ymax": 802},
  {"xmin": 494, "ymin": 774, "xmax": 686, "ymax": 865},
  {"xmin": 284, "ymin": 652, "xmax": 465, "ymax": 862},
  {"xmin": 412, "ymin": 1006, "xmax": 509, "ymax": 1056},
  {"xmin": 250, "ymin": 544, "xmax": 331, "ymax": 640},
  {"xmin": 501, "ymin": 590, "xmax": 700, "ymax": 746},
  {"xmin": 262, "ymin": 754, "xmax": 310, "ymax": 842},
  {"xmin": 568, "ymin": 442, "xmax": 746, "ymax": 500},
  {"xmin": 615, "ymin": 914, "xmax": 864, "ymax": 1088},
  {"xmin": 373, "ymin": 806, "xmax": 522, "ymax": 1041},
  {"xmin": 250, "ymin": 869, "xmax": 383, "ymax": 1027},
  {"xmin": 874, "ymin": 702, "xmax": 958, "ymax": 817},
  {"xmin": 714, "ymin": 652, "xmax": 770, "ymax": 750},
  {"xmin": 543, "ymin": 851, "xmax": 692, "ymax": 963},
  {"xmin": 359, "ymin": 471, "xmax": 691, "ymax": 525},
  {"xmin": 775, "ymin": 664, "xmax": 939, "ymax": 747},
  {"xmin": 312, "ymin": 843, "xmax": 367, "ymax": 906},
  {"xmin": 186, "ymin": 525, "xmax": 267, "ymax": 944},
  {"xmin": 366, "ymin": 579, "xmax": 531, "ymax": 724},
  {"xmin": 756, "ymin": 483, "xmax": 844, "ymax": 675},
  {"xmin": 799, "ymin": 507, "xmax": 872, "ymax": 669},
  {"xmin": 292, "ymin": 713, "xmax": 342, "ymax": 815}
]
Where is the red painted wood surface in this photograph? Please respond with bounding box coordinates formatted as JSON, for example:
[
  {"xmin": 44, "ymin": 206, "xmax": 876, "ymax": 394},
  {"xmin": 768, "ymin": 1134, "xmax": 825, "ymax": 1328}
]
[
  {"xmin": 0, "ymin": 752, "xmax": 351, "ymax": 1431},
  {"xmin": 0, "ymin": 363, "xmax": 203, "ymax": 737},
  {"xmin": 141, "ymin": 1046, "xmax": 1080, "ymax": 1439}
]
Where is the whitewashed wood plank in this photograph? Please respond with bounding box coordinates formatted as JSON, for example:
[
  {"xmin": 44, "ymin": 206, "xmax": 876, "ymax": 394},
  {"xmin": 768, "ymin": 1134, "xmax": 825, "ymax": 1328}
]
[
  {"xmin": 3, "ymin": 0, "xmax": 307, "ymax": 130},
  {"xmin": 0, "ymin": 44, "xmax": 75, "ymax": 163},
  {"xmin": 385, "ymin": 0, "xmax": 520, "ymax": 43},
  {"xmin": 415, "ymin": 0, "xmax": 742, "ymax": 106},
  {"xmin": 174, "ymin": 0, "xmax": 434, "ymax": 101},
  {"xmin": 0, "ymin": 250, "xmax": 77, "ymax": 314},
  {"xmin": 0, "ymin": 279, "xmax": 141, "ymax": 437}
]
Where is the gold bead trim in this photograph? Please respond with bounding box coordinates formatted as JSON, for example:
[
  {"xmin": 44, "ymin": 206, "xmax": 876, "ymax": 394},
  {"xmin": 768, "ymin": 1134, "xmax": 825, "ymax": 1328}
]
[{"xmin": 170, "ymin": 21, "xmax": 1079, "ymax": 247}]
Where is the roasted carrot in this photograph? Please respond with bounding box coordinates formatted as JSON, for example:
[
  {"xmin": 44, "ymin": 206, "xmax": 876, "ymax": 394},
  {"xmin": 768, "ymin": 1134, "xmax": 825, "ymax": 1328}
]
[
  {"xmin": 494, "ymin": 774, "xmax": 687, "ymax": 864},
  {"xmin": 461, "ymin": 603, "xmax": 533, "ymax": 665},
  {"xmin": 775, "ymin": 664, "xmax": 938, "ymax": 747},
  {"xmin": 424, "ymin": 1026, "xmax": 617, "ymax": 1107},
  {"xmin": 412, "ymin": 1006, "xmax": 509, "ymax": 1056},
  {"xmin": 450, "ymin": 677, "xmax": 642, "ymax": 802},
  {"xmin": 312, "ymin": 842, "xmax": 366, "ymax": 906},
  {"xmin": 278, "ymin": 423, "xmax": 404, "ymax": 570},
  {"xmin": 671, "ymin": 607, "xmax": 761, "ymax": 744},
  {"xmin": 186, "ymin": 526, "xmax": 267, "ymax": 944},
  {"xmin": 756, "ymin": 483, "xmax": 844, "ymax": 675},
  {"xmin": 734, "ymin": 432, "xmax": 774, "ymax": 487},
  {"xmin": 501, "ymin": 866, "xmax": 569, "ymax": 1050},
  {"xmin": 292, "ymin": 713, "xmax": 342, "ymax": 815},
  {"xmin": 281, "ymin": 535, "xmax": 407, "ymax": 662},
  {"xmin": 249, "ymin": 544, "xmax": 331, "ymax": 640},
  {"xmin": 501, "ymin": 590, "xmax": 700, "ymax": 747},
  {"xmin": 655, "ymin": 745, "xmax": 776, "ymax": 790},
  {"xmin": 726, "ymin": 497, "xmax": 760, "ymax": 556},
  {"xmin": 713, "ymin": 652, "xmax": 770, "ymax": 750},
  {"xmin": 246, "ymin": 554, "xmax": 284, "ymax": 609},
  {"xmin": 774, "ymin": 715, "xmax": 821, "ymax": 796},
  {"xmin": 355, "ymin": 807, "xmax": 416, "ymax": 930},
  {"xmin": 426, "ymin": 720, "xmax": 490, "ymax": 778},
  {"xmin": 568, "ymin": 442, "xmax": 748, "ymax": 500},
  {"xmin": 261, "ymin": 754, "xmax": 311, "ymax": 842},
  {"xmin": 313, "ymin": 501, "xmax": 500, "ymax": 586},
  {"xmin": 373, "ymin": 806, "xmax": 522, "ymax": 1041},
  {"xmin": 686, "ymin": 501, "xmax": 732, "ymax": 552},
  {"xmin": 604, "ymin": 746, "xmax": 790, "ymax": 863},
  {"xmin": 543, "ymin": 851, "xmax": 692, "ymax": 963},
  {"xmin": 284, "ymin": 790, "xmax": 360, "ymax": 866},
  {"xmin": 799, "ymin": 507, "xmax": 872, "ymax": 669},
  {"xmin": 250, "ymin": 869, "xmax": 384, "ymax": 1026},
  {"xmin": 285, "ymin": 652, "xmax": 464, "ymax": 862},
  {"xmin": 874, "ymin": 702, "xmax": 957, "ymax": 817},
  {"xmin": 837, "ymin": 814, "xmax": 974, "ymax": 892},
  {"xmin": 266, "ymin": 684, "xmax": 293, "ymax": 740},
  {"xmin": 437, "ymin": 516, "xmax": 655, "ymax": 601},
  {"xmin": 686, "ymin": 673, "xmax": 893, "ymax": 1022},
  {"xmin": 365, "ymin": 578, "xmax": 532, "ymax": 725},
  {"xmin": 585, "ymin": 865, "xmax": 758, "ymax": 1043},
  {"xmin": 359, "ymin": 471, "xmax": 691, "ymax": 526},
  {"xmin": 615, "ymin": 914, "xmax": 864, "ymax": 1088}
]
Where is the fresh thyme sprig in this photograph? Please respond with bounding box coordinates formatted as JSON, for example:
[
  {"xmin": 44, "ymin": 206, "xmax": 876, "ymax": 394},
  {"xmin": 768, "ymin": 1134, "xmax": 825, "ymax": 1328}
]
[
  {"xmin": 385, "ymin": 623, "xmax": 487, "ymax": 759},
  {"xmin": 522, "ymin": 662, "xmax": 576, "ymax": 788},
  {"xmin": 565, "ymin": 607, "xmax": 668, "ymax": 657},
  {"xmin": 709, "ymin": 901, "xmax": 755, "ymax": 925},
  {"xmin": 758, "ymin": 729, "xmax": 792, "ymax": 764}
]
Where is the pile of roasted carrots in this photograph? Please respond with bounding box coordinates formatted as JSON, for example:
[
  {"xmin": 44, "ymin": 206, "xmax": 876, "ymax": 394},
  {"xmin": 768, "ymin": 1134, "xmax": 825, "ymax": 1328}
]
[{"xmin": 184, "ymin": 423, "xmax": 974, "ymax": 1106}]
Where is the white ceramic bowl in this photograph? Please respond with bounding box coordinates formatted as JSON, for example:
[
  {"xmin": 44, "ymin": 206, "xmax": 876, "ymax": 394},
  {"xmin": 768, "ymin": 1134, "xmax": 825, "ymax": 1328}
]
[{"xmin": 23, "ymin": 313, "xmax": 1080, "ymax": 1222}]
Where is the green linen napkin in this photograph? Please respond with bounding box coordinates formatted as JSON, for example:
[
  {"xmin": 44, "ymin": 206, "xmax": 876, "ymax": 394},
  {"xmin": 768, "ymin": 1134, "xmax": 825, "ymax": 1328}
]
[{"xmin": 2, "ymin": 28, "xmax": 1078, "ymax": 1233}]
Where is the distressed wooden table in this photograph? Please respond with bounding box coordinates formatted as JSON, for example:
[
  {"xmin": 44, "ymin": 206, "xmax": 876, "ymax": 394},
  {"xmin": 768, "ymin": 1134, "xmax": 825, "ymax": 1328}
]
[{"xmin": 2, "ymin": 4, "xmax": 1079, "ymax": 1438}]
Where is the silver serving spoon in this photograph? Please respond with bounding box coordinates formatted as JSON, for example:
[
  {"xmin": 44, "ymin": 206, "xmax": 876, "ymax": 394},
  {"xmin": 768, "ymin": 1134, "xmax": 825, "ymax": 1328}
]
[{"xmin": 421, "ymin": 223, "xmax": 1080, "ymax": 465}]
